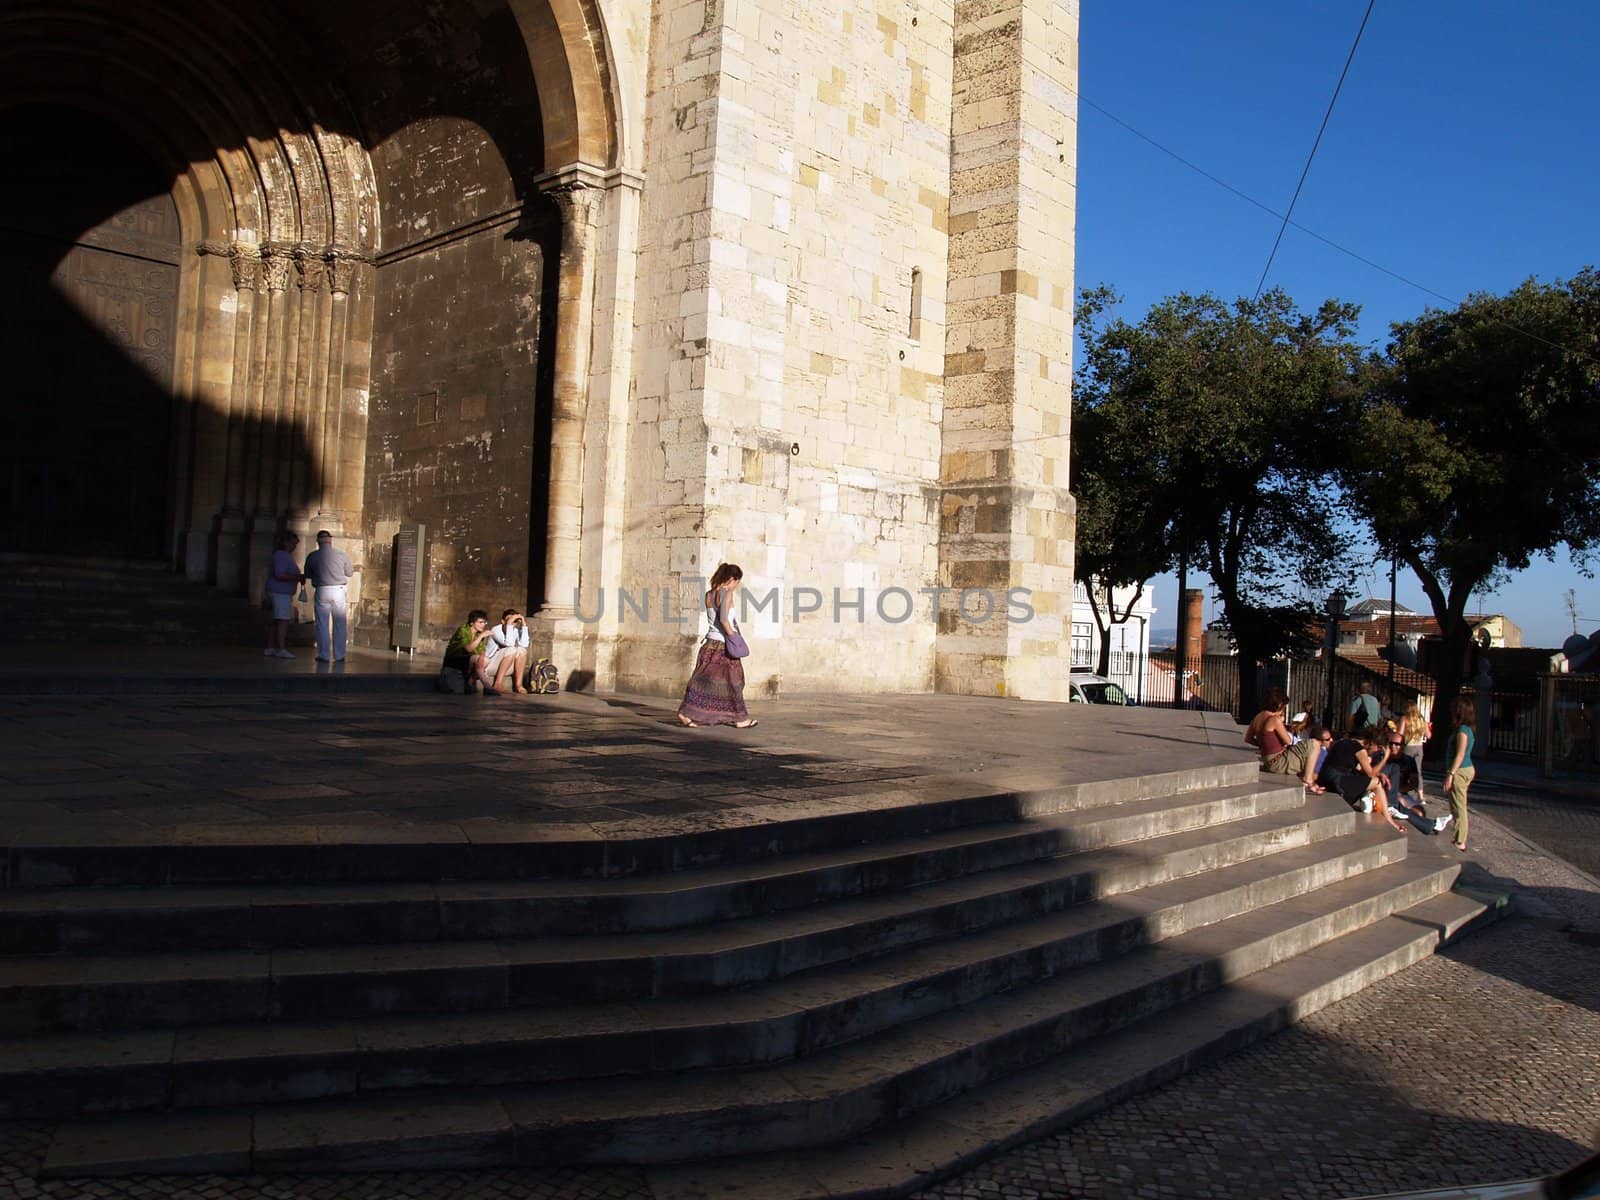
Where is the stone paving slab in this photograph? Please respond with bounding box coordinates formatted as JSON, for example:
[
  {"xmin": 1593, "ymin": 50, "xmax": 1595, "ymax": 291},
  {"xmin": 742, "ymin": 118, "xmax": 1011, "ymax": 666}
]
[{"xmin": 0, "ymin": 692, "xmax": 1251, "ymax": 842}]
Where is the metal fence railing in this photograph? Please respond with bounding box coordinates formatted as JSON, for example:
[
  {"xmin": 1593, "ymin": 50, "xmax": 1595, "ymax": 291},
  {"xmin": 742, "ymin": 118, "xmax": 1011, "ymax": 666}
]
[
  {"xmin": 1458, "ymin": 688, "xmax": 1540, "ymax": 758},
  {"xmin": 1538, "ymin": 674, "xmax": 1600, "ymax": 780},
  {"xmin": 1144, "ymin": 651, "xmax": 1423, "ymax": 728}
]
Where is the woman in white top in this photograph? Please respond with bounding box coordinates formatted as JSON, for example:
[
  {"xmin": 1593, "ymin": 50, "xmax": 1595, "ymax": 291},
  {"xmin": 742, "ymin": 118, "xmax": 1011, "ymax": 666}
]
[{"xmin": 676, "ymin": 562, "xmax": 758, "ymax": 728}]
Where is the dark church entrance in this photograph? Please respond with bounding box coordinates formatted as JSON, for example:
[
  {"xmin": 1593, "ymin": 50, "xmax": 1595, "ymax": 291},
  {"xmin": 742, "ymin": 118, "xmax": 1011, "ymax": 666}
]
[{"xmin": 0, "ymin": 104, "xmax": 180, "ymax": 559}]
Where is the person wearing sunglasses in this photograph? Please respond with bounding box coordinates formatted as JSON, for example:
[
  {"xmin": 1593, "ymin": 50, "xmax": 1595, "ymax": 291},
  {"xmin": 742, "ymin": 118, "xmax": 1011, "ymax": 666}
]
[{"xmin": 1380, "ymin": 730, "xmax": 1452, "ymax": 834}]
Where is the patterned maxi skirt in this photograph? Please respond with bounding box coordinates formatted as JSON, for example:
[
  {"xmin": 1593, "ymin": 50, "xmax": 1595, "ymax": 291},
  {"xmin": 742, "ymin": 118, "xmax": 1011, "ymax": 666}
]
[{"xmin": 678, "ymin": 639, "xmax": 749, "ymax": 725}]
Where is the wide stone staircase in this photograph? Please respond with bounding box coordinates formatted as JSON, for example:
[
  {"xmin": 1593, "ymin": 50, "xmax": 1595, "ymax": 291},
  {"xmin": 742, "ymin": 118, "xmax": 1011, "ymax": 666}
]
[
  {"xmin": 0, "ymin": 553, "xmax": 292, "ymax": 647},
  {"xmin": 0, "ymin": 759, "xmax": 1498, "ymax": 1194}
]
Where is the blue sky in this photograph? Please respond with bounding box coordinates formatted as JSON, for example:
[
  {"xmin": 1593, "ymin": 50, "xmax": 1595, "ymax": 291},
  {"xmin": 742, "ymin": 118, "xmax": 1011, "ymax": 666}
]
[{"xmin": 1074, "ymin": 1, "xmax": 1600, "ymax": 647}]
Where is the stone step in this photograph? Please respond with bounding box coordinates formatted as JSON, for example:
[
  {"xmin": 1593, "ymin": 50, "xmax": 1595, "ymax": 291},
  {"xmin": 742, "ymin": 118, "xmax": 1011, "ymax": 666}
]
[
  {"xmin": 0, "ymin": 822, "xmax": 1402, "ymax": 1089},
  {"xmin": 643, "ymin": 888, "xmax": 1503, "ymax": 1200},
  {"xmin": 0, "ymin": 670, "xmax": 437, "ymax": 698},
  {"xmin": 0, "ymin": 556, "xmax": 269, "ymax": 646},
  {"xmin": 1, "ymin": 763, "xmax": 1264, "ymax": 888},
  {"xmin": 37, "ymin": 858, "xmax": 1461, "ymax": 1177},
  {"xmin": 0, "ymin": 780, "xmax": 1315, "ymax": 955}
]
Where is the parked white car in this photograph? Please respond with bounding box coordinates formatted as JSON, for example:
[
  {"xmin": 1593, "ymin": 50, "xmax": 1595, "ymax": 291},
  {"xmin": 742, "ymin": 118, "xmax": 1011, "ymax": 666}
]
[{"xmin": 1068, "ymin": 672, "xmax": 1132, "ymax": 705}]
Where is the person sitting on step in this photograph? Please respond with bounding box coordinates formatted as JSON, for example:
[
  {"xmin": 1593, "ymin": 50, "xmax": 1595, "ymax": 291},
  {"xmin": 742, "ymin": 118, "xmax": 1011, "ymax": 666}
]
[
  {"xmin": 1381, "ymin": 730, "xmax": 1452, "ymax": 834},
  {"xmin": 444, "ymin": 610, "xmax": 500, "ymax": 696},
  {"xmin": 486, "ymin": 609, "xmax": 531, "ymax": 695},
  {"xmin": 1245, "ymin": 688, "xmax": 1325, "ymax": 793},
  {"xmin": 1319, "ymin": 725, "xmax": 1404, "ymax": 830}
]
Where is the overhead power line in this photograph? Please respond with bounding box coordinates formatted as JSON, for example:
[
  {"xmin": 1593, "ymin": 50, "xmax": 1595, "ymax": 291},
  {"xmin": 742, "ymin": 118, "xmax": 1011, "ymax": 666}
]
[
  {"xmin": 1068, "ymin": 79, "xmax": 1600, "ymax": 369},
  {"xmin": 1253, "ymin": 0, "xmax": 1377, "ymax": 300}
]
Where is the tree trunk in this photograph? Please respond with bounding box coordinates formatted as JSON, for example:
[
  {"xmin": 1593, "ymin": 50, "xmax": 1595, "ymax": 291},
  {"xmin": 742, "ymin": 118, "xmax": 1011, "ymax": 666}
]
[
  {"xmin": 1235, "ymin": 652, "xmax": 1260, "ymax": 723},
  {"xmin": 1426, "ymin": 625, "xmax": 1473, "ymax": 762}
]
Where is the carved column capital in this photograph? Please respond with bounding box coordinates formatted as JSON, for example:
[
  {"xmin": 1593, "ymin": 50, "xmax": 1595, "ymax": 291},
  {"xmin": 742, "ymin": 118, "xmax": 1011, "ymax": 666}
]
[
  {"xmin": 260, "ymin": 245, "xmax": 294, "ymax": 293},
  {"xmin": 294, "ymin": 252, "xmax": 328, "ymax": 293},
  {"xmin": 544, "ymin": 181, "xmax": 602, "ymax": 232},
  {"xmin": 327, "ymin": 252, "xmax": 362, "ymax": 297},
  {"xmin": 535, "ymin": 163, "xmax": 613, "ymax": 250},
  {"xmin": 226, "ymin": 244, "xmax": 263, "ymax": 292}
]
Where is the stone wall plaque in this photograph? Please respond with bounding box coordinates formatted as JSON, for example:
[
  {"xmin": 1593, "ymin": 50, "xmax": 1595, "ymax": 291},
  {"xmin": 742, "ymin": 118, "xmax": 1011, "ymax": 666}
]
[{"xmin": 391, "ymin": 523, "xmax": 427, "ymax": 650}]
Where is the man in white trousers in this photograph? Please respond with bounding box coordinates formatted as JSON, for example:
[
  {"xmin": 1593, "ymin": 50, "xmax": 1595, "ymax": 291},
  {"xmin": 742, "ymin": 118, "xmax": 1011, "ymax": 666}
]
[{"xmin": 302, "ymin": 530, "xmax": 359, "ymax": 662}]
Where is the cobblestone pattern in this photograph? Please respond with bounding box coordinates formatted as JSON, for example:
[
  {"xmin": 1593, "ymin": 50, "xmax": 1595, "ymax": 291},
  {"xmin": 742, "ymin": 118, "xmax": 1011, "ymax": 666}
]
[
  {"xmin": 1469, "ymin": 772, "xmax": 1600, "ymax": 883},
  {"xmin": 914, "ymin": 806, "xmax": 1600, "ymax": 1200},
  {"xmin": 0, "ymin": 1121, "xmax": 650, "ymax": 1200}
]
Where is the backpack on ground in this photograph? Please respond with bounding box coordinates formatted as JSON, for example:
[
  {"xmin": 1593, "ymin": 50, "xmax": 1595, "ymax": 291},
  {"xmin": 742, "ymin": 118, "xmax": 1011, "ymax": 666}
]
[
  {"xmin": 437, "ymin": 666, "xmax": 467, "ymax": 695},
  {"xmin": 525, "ymin": 658, "xmax": 560, "ymax": 694}
]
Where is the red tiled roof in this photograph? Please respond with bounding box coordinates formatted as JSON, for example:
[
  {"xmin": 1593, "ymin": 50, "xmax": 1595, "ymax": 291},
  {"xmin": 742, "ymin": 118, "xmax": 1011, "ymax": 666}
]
[{"xmin": 1335, "ymin": 646, "xmax": 1434, "ymax": 695}]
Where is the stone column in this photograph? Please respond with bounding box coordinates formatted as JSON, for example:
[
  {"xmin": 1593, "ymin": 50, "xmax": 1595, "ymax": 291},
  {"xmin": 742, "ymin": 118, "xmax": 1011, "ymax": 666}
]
[
  {"xmin": 177, "ymin": 246, "xmax": 222, "ymax": 581},
  {"xmin": 212, "ymin": 242, "xmax": 262, "ymax": 596},
  {"xmin": 936, "ymin": 0, "xmax": 1079, "ymax": 700},
  {"xmin": 315, "ymin": 252, "xmax": 358, "ymax": 531},
  {"xmin": 245, "ymin": 245, "xmax": 294, "ymax": 601},
  {"xmin": 574, "ymin": 169, "xmax": 645, "ymax": 692},
  {"xmin": 286, "ymin": 248, "xmax": 327, "ymax": 525},
  {"xmin": 530, "ymin": 166, "xmax": 604, "ymax": 675}
]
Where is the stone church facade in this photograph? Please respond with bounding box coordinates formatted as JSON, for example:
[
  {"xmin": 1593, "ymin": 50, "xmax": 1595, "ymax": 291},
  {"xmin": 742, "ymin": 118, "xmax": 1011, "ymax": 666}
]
[{"xmin": 1, "ymin": 0, "xmax": 1080, "ymax": 699}]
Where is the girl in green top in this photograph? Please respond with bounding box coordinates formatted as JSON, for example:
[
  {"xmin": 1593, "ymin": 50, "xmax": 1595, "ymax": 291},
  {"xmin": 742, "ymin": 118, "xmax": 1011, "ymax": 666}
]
[{"xmin": 1442, "ymin": 696, "xmax": 1476, "ymax": 851}]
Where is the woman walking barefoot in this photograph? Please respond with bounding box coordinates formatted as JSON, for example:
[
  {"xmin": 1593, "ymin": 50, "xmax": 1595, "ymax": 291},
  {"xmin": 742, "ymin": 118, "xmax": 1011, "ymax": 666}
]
[
  {"xmin": 677, "ymin": 563, "xmax": 758, "ymax": 729},
  {"xmin": 1442, "ymin": 695, "xmax": 1476, "ymax": 851}
]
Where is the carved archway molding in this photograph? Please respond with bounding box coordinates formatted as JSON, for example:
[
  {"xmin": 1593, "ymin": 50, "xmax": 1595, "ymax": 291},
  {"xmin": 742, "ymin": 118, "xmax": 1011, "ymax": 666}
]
[
  {"xmin": 0, "ymin": 1, "xmax": 380, "ymax": 589},
  {"xmin": 1, "ymin": 0, "xmax": 626, "ymax": 607}
]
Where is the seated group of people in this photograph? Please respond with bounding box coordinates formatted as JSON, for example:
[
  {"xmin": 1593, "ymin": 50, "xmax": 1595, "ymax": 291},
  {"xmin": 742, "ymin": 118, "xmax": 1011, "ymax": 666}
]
[
  {"xmin": 443, "ymin": 609, "xmax": 533, "ymax": 696},
  {"xmin": 1245, "ymin": 687, "xmax": 1451, "ymax": 835}
]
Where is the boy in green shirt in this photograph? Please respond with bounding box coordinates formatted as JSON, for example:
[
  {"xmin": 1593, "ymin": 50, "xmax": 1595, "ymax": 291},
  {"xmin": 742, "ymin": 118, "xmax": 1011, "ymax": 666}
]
[{"xmin": 444, "ymin": 609, "xmax": 500, "ymax": 696}]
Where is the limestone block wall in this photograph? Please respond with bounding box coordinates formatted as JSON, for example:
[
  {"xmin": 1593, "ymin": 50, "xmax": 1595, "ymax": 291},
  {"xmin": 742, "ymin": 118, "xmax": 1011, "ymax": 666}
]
[
  {"xmin": 936, "ymin": 0, "xmax": 1078, "ymax": 700},
  {"xmin": 612, "ymin": 0, "xmax": 963, "ymax": 696},
  {"xmin": 356, "ymin": 116, "xmax": 549, "ymax": 647},
  {"xmin": 328, "ymin": 0, "xmax": 556, "ymax": 649}
]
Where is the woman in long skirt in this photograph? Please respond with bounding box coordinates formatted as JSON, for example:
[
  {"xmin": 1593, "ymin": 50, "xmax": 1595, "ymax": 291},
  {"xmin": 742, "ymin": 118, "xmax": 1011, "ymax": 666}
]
[{"xmin": 678, "ymin": 562, "xmax": 758, "ymax": 728}]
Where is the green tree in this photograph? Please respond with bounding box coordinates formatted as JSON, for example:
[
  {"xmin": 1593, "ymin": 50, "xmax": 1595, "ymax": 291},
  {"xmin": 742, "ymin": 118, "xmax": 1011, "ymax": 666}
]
[
  {"xmin": 1348, "ymin": 269, "xmax": 1600, "ymax": 736},
  {"xmin": 1070, "ymin": 297, "xmax": 1177, "ymax": 675},
  {"xmin": 1076, "ymin": 288, "xmax": 1364, "ymax": 715}
]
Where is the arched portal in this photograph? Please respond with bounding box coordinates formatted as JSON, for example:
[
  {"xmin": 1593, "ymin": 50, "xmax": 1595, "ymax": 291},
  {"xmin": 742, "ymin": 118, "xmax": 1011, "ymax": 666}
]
[
  {"xmin": 0, "ymin": 0, "xmax": 623, "ymax": 650},
  {"xmin": 0, "ymin": 104, "xmax": 181, "ymax": 557}
]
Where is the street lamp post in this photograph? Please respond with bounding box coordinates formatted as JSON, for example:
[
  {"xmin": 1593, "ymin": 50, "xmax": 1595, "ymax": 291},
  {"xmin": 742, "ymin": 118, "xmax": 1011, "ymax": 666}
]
[{"xmin": 1325, "ymin": 589, "xmax": 1348, "ymax": 730}]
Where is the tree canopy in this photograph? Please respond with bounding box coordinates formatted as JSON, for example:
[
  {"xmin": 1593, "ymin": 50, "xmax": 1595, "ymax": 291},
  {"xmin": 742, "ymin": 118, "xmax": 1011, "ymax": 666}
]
[
  {"xmin": 1348, "ymin": 268, "xmax": 1600, "ymax": 720},
  {"xmin": 1075, "ymin": 287, "xmax": 1366, "ymax": 711}
]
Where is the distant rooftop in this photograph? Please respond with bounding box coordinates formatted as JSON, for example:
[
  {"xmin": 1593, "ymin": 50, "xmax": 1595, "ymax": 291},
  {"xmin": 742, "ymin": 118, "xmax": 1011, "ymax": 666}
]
[{"xmin": 1346, "ymin": 597, "xmax": 1415, "ymax": 617}]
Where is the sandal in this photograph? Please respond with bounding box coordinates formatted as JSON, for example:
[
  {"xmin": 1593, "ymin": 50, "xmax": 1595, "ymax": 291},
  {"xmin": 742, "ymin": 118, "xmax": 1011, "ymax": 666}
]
[
  {"xmin": 734, "ymin": 718, "xmax": 759, "ymax": 729},
  {"xmin": 677, "ymin": 714, "xmax": 698, "ymax": 727}
]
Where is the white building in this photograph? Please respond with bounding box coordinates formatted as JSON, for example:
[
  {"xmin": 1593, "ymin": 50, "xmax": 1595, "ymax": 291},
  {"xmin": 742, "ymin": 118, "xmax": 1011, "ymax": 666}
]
[{"xmin": 1071, "ymin": 581, "xmax": 1158, "ymax": 703}]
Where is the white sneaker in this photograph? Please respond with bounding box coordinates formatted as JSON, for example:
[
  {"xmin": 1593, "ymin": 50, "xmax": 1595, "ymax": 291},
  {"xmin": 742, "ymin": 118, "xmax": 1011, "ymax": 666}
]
[
  {"xmin": 263, "ymin": 648, "xmax": 276, "ymax": 657},
  {"xmin": 274, "ymin": 649, "xmax": 296, "ymax": 659},
  {"xmin": 1433, "ymin": 814, "xmax": 1453, "ymax": 832},
  {"xmin": 1356, "ymin": 796, "xmax": 1374, "ymax": 814}
]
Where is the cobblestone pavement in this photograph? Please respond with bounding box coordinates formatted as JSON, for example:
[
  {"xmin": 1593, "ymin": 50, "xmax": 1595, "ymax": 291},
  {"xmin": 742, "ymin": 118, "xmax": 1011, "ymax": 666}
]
[
  {"xmin": 1467, "ymin": 768, "xmax": 1600, "ymax": 882},
  {"xmin": 912, "ymin": 804, "xmax": 1600, "ymax": 1200}
]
